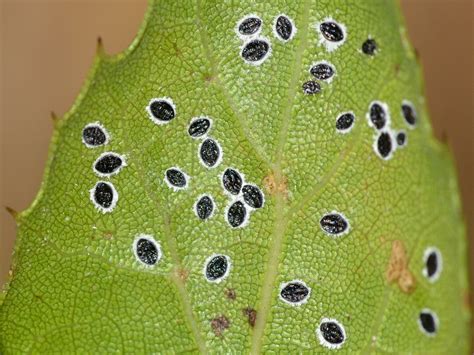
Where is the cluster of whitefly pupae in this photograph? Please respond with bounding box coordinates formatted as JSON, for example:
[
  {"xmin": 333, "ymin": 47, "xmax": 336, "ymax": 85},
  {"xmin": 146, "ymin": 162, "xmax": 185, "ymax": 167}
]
[
  {"xmin": 367, "ymin": 100, "xmax": 415, "ymax": 160},
  {"xmin": 235, "ymin": 14, "xmax": 431, "ymax": 350},
  {"xmin": 236, "ymin": 14, "xmax": 419, "ymax": 159},
  {"xmin": 80, "ymin": 11, "xmax": 435, "ymax": 351},
  {"xmin": 83, "ymin": 122, "xmax": 126, "ymax": 213},
  {"xmin": 236, "ymin": 13, "xmax": 296, "ymax": 65},
  {"xmin": 144, "ymin": 98, "xmax": 266, "ymax": 228},
  {"xmin": 417, "ymin": 247, "xmax": 442, "ymax": 337},
  {"xmin": 314, "ymin": 18, "xmax": 417, "ymax": 159}
]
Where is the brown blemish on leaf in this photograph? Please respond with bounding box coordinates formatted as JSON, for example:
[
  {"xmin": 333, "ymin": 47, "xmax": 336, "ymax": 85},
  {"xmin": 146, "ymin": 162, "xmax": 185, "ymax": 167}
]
[
  {"xmin": 211, "ymin": 315, "xmax": 230, "ymax": 337},
  {"xmin": 394, "ymin": 63, "xmax": 401, "ymax": 76},
  {"xmin": 172, "ymin": 41, "xmax": 182, "ymax": 57},
  {"xmin": 398, "ymin": 269, "xmax": 416, "ymax": 293},
  {"xmin": 243, "ymin": 307, "xmax": 257, "ymax": 327},
  {"xmin": 176, "ymin": 268, "xmax": 189, "ymax": 282},
  {"xmin": 263, "ymin": 172, "xmax": 288, "ymax": 199},
  {"xmin": 386, "ymin": 240, "xmax": 416, "ymax": 293},
  {"xmin": 33, "ymin": 293, "xmax": 43, "ymax": 301},
  {"xmin": 463, "ymin": 290, "xmax": 471, "ymax": 312},
  {"xmin": 224, "ymin": 288, "xmax": 236, "ymax": 301},
  {"xmin": 203, "ymin": 73, "xmax": 216, "ymax": 84},
  {"xmin": 102, "ymin": 230, "xmax": 114, "ymax": 240}
]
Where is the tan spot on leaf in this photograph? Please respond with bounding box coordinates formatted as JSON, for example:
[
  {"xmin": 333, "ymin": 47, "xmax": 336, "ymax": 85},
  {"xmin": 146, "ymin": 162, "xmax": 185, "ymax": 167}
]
[
  {"xmin": 386, "ymin": 240, "xmax": 416, "ymax": 294},
  {"xmin": 263, "ymin": 171, "xmax": 288, "ymax": 199},
  {"xmin": 399, "ymin": 269, "xmax": 416, "ymax": 293},
  {"xmin": 176, "ymin": 268, "xmax": 189, "ymax": 282}
]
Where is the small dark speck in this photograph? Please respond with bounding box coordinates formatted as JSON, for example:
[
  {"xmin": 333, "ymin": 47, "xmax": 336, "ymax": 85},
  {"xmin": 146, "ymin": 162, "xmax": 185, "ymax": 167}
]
[
  {"xmin": 302, "ymin": 80, "xmax": 321, "ymax": 95},
  {"xmin": 419, "ymin": 311, "xmax": 437, "ymax": 335},
  {"xmin": 320, "ymin": 21, "xmax": 344, "ymax": 42},
  {"xmin": 362, "ymin": 38, "xmax": 377, "ymax": 55},
  {"xmin": 310, "ymin": 63, "xmax": 335, "ymax": 80},
  {"xmin": 377, "ymin": 131, "xmax": 393, "ymax": 159},
  {"xmin": 225, "ymin": 288, "xmax": 237, "ymax": 300},
  {"xmin": 238, "ymin": 16, "xmax": 262, "ymax": 36},
  {"xmin": 227, "ymin": 201, "xmax": 247, "ymax": 228},
  {"xmin": 211, "ymin": 315, "xmax": 230, "ymax": 337},
  {"xmin": 241, "ymin": 39, "xmax": 270, "ymax": 63},
  {"xmin": 320, "ymin": 212, "xmax": 349, "ymax": 236},
  {"xmin": 336, "ymin": 113, "xmax": 355, "ymax": 132},
  {"xmin": 275, "ymin": 15, "xmax": 294, "ymax": 41},
  {"xmin": 402, "ymin": 102, "xmax": 417, "ymax": 126},
  {"xmin": 426, "ymin": 253, "xmax": 437, "ymax": 277},
  {"xmin": 243, "ymin": 307, "xmax": 257, "ymax": 327},
  {"xmin": 396, "ymin": 131, "xmax": 407, "ymax": 147}
]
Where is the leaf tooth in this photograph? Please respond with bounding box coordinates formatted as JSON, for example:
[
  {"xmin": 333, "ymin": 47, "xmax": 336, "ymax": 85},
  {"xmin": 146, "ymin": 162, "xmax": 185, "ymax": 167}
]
[
  {"xmin": 5, "ymin": 206, "xmax": 19, "ymax": 221},
  {"xmin": 50, "ymin": 111, "xmax": 61, "ymax": 127},
  {"xmin": 96, "ymin": 36, "xmax": 105, "ymax": 57}
]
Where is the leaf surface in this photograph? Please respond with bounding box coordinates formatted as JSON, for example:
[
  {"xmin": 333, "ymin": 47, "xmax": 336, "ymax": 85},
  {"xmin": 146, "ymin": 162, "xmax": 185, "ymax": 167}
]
[{"xmin": 0, "ymin": 0, "xmax": 470, "ymax": 353}]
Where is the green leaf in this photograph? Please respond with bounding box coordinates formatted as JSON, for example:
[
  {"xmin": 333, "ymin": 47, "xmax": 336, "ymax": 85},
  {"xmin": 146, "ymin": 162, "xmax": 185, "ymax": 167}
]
[{"xmin": 1, "ymin": 0, "xmax": 470, "ymax": 353}]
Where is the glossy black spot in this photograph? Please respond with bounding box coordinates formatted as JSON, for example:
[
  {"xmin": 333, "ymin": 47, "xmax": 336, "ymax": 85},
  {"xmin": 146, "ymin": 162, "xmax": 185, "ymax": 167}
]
[
  {"xmin": 320, "ymin": 213, "xmax": 349, "ymax": 235},
  {"xmin": 419, "ymin": 311, "xmax": 437, "ymax": 334},
  {"xmin": 241, "ymin": 39, "xmax": 270, "ymax": 63},
  {"xmin": 165, "ymin": 168, "xmax": 187, "ymax": 188},
  {"xmin": 200, "ymin": 138, "xmax": 221, "ymax": 168},
  {"xmin": 242, "ymin": 184, "xmax": 264, "ymax": 209},
  {"xmin": 369, "ymin": 102, "xmax": 387, "ymax": 130},
  {"xmin": 302, "ymin": 80, "xmax": 321, "ymax": 95},
  {"xmin": 362, "ymin": 38, "xmax": 377, "ymax": 55},
  {"xmin": 227, "ymin": 201, "xmax": 247, "ymax": 228},
  {"xmin": 320, "ymin": 21, "xmax": 344, "ymax": 42},
  {"xmin": 336, "ymin": 113, "xmax": 355, "ymax": 131},
  {"xmin": 238, "ymin": 17, "xmax": 262, "ymax": 36},
  {"xmin": 196, "ymin": 195, "xmax": 214, "ymax": 220},
  {"xmin": 222, "ymin": 168, "xmax": 243, "ymax": 195},
  {"xmin": 310, "ymin": 63, "xmax": 334, "ymax": 80},
  {"xmin": 396, "ymin": 131, "xmax": 406, "ymax": 146},
  {"xmin": 149, "ymin": 99, "xmax": 175, "ymax": 122},
  {"xmin": 275, "ymin": 15, "xmax": 293, "ymax": 41},
  {"xmin": 136, "ymin": 238, "xmax": 159, "ymax": 265},
  {"xmin": 280, "ymin": 282, "xmax": 310, "ymax": 304},
  {"xmin": 94, "ymin": 153, "xmax": 123, "ymax": 175},
  {"xmin": 188, "ymin": 118, "xmax": 211, "ymax": 138},
  {"xmin": 206, "ymin": 255, "xmax": 228, "ymax": 281},
  {"xmin": 402, "ymin": 103, "xmax": 417, "ymax": 126},
  {"xmin": 320, "ymin": 321, "xmax": 345, "ymax": 345},
  {"xmin": 83, "ymin": 125, "xmax": 107, "ymax": 147},
  {"xmin": 377, "ymin": 132, "xmax": 393, "ymax": 159},
  {"xmin": 94, "ymin": 182, "xmax": 115, "ymax": 208},
  {"xmin": 426, "ymin": 252, "xmax": 438, "ymax": 278}
]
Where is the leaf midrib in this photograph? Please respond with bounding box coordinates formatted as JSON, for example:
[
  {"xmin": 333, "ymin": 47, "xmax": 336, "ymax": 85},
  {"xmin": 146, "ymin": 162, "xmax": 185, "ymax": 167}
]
[{"xmin": 249, "ymin": 0, "xmax": 312, "ymax": 353}]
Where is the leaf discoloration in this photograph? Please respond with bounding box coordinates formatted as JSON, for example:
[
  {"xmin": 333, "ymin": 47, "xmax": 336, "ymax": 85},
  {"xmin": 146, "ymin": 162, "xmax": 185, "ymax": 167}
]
[
  {"xmin": 386, "ymin": 240, "xmax": 416, "ymax": 294},
  {"xmin": 243, "ymin": 307, "xmax": 257, "ymax": 327},
  {"xmin": 211, "ymin": 315, "xmax": 230, "ymax": 337}
]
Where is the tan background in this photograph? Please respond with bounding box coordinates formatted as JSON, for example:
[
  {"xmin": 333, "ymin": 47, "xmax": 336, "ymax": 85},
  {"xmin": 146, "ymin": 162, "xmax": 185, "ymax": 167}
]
[{"xmin": 1, "ymin": 0, "xmax": 473, "ymax": 339}]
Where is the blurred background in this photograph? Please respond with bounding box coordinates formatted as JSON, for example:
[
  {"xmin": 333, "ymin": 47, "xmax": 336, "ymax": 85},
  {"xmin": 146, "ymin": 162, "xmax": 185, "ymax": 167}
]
[{"xmin": 1, "ymin": 0, "xmax": 473, "ymax": 337}]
